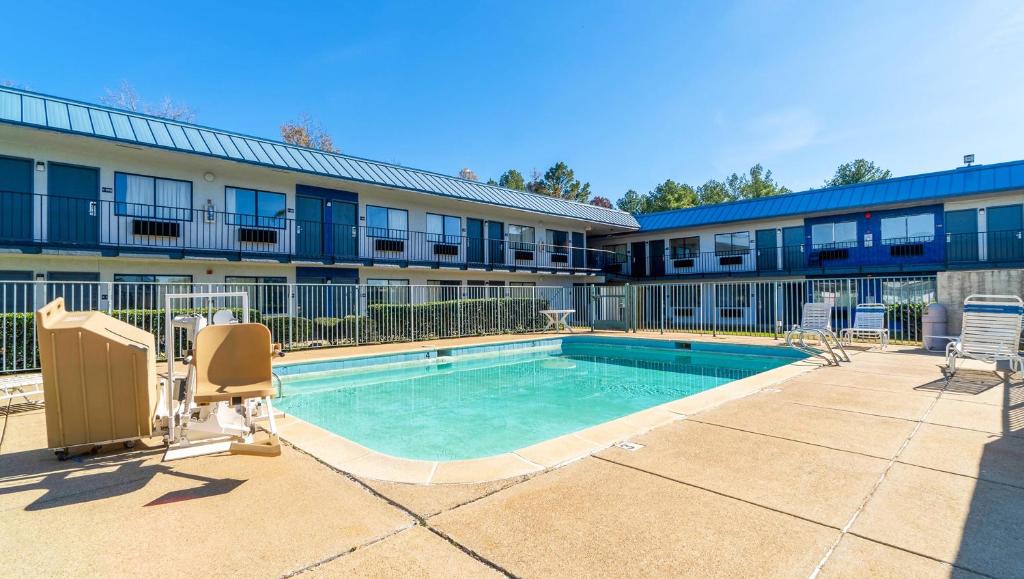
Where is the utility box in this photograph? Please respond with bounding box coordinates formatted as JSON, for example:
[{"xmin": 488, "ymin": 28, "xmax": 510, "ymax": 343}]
[{"xmin": 35, "ymin": 298, "xmax": 158, "ymax": 450}]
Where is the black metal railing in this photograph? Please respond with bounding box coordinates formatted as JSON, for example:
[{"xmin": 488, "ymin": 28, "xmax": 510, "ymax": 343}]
[
  {"xmin": 0, "ymin": 191, "xmax": 617, "ymax": 273},
  {"xmin": 604, "ymin": 231, "xmax": 1024, "ymax": 278}
]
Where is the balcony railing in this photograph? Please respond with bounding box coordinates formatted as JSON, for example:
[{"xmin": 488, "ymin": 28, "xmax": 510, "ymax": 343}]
[
  {"xmin": 0, "ymin": 191, "xmax": 617, "ymax": 273},
  {"xmin": 605, "ymin": 231, "xmax": 1024, "ymax": 278}
]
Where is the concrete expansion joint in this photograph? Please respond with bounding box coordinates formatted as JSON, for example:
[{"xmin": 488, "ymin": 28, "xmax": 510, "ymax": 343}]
[
  {"xmin": 281, "ymin": 435, "xmax": 523, "ymax": 577},
  {"xmin": 807, "ymin": 380, "xmax": 964, "ymax": 578}
]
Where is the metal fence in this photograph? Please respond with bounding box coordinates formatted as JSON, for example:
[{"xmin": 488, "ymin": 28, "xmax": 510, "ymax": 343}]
[
  {"xmin": 631, "ymin": 276, "xmax": 937, "ymax": 343},
  {"xmin": 0, "ymin": 276, "xmax": 938, "ymax": 373}
]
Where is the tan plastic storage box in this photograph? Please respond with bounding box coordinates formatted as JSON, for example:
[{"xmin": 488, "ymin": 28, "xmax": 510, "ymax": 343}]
[{"xmin": 35, "ymin": 298, "xmax": 159, "ymax": 449}]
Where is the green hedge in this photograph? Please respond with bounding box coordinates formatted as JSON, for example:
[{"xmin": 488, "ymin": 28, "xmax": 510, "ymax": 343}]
[
  {"xmin": 1, "ymin": 297, "xmax": 551, "ymax": 370},
  {"xmin": 366, "ymin": 297, "xmax": 549, "ymax": 341}
]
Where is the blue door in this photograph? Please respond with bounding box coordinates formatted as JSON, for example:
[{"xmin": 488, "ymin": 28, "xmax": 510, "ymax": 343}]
[
  {"xmin": 295, "ymin": 185, "xmax": 358, "ymax": 261},
  {"xmin": 331, "ymin": 200, "xmax": 358, "ymax": 260},
  {"xmin": 0, "ymin": 156, "xmax": 34, "ymax": 243},
  {"xmin": 48, "ymin": 163, "xmax": 99, "ymax": 246},
  {"xmin": 986, "ymin": 204, "xmax": 1023, "ymax": 263},
  {"xmin": 945, "ymin": 209, "xmax": 978, "ymax": 263},
  {"xmin": 755, "ymin": 229, "xmax": 778, "ymax": 272},
  {"xmin": 466, "ymin": 218, "xmax": 484, "ymax": 265},
  {"xmin": 782, "ymin": 226, "xmax": 804, "ymax": 271},
  {"xmin": 572, "ymin": 231, "xmax": 585, "ymax": 269},
  {"xmin": 295, "ymin": 196, "xmax": 323, "ymax": 258},
  {"xmin": 487, "ymin": 221, "xmax": 504, "ymax": 265}
]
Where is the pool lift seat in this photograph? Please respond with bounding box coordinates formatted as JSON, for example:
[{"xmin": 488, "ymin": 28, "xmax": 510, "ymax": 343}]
[{"xmin": 163, "ymin": 316, "xmax": 283, "ymax": 461}]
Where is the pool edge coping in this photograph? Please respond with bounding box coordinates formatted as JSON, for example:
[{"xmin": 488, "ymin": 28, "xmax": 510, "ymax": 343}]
[{"xmin": 274, "ymin": 336, "xmax": 826, "ymax": 485}]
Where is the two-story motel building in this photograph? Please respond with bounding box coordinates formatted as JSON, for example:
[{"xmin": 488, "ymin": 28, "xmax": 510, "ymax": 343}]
[
  {"xmin": 1, "ymin": 85, "xmax": 1023, "ymax": 322},
  {"xmin": 0, "ymin": 86, "xmax": 637, "ymax": 309}
]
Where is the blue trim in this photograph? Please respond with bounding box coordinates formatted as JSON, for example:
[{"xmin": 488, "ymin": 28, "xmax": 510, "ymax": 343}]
[{"xmin": 963, "ymin": 304, "xmax": 1024, "ymax": 315}]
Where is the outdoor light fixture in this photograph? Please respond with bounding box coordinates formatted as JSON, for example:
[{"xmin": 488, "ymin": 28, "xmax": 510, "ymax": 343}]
[
  {"xmin": 35, "ymin": 161, "xmax": 45, "ymax": 172},
  {"xmin": 203, "ymin": 172, "xmax": 216, "ymax": 182},
  {"xmin": 964, "ymin": 154, "xmax": 975, "ymax": 166}
]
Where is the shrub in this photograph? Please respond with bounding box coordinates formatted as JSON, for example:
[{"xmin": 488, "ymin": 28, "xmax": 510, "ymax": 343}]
[
  {"xmin": 365, "ymin": 297, "xmax": 549, "ymax": 341},
  {"xmin": 263, "ymin": 314, "xmax": 312, "ymax": 344}
]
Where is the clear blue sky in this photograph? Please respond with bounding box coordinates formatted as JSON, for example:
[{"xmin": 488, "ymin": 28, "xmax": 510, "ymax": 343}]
[{"xmin": 2, "ymin": 1, "xmax": 1022, "ymax": 202}]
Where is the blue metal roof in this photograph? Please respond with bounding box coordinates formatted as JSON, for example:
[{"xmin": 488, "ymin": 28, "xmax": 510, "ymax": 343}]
[
  {"xmin": 0, "ymin": 87, "xmax": 639, "ymax": 229},
  {"xmin": 635, "ymin": 160, "xmax": 1024, "ymax": 232}
]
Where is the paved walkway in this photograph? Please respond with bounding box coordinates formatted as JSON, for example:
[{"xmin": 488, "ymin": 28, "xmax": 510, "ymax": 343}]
[{"xmin": 2, "ymin": 338, "xmax": 1022, "ymax": 577}]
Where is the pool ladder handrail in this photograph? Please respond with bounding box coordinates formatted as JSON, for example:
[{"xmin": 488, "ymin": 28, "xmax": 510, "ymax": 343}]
[{"xmin": 785, "ymin": 327, "xmax": 849, "ymax": 366}]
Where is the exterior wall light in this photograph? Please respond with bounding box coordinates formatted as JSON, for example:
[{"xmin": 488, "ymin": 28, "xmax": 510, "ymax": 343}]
[{"xmin": 35, "ymin": 161, "xmax": 45, "ymax": 172}]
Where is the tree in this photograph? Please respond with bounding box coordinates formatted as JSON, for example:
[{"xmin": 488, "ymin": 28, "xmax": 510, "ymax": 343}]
[
  {"xmin": 280, "ymin": 114, "xmax": 337, "ymax": 152},
  {"xmin": 589, "ymin": 196, "xmax": 613, "ymax": 209},
  {"xmin": 485, "ymin": 178, "xmax": 498, "ymax": 185},
  {"xmin": 825, "ymin": 159, "xmax": 891, "ymax": 187},
  {"xmin": 101, "ymin": 80, "xmax": 196, "ymax": 122},
  {"xmin": 530, "ymin": 162, "xmax": 591, "ymax": 202},
  {"xmin": 616, "ymin": 189, "xmax": 650, "ymax": 213},
  {"xmin": 458, "ymin": 168, "xmax": 478, "ymax": 181},
  {"xmin": 647, "ymin": 179, "xmax": 698, "ymax": 212},
  {"xmin": 696, "ymin": 179, "xmax": 732, "ymax": 206},
  {"xmin": 737, "ymin": 164, "xmax": 790, "ymax": 199},
  {"xmin": 497, "ymin": 169, "xmax": 527, "ymax": 191}
]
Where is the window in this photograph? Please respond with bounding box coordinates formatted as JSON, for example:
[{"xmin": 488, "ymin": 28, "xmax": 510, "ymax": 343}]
[
  {"xmin": 426, "ymin": 213, "xmax": 461, "ymax": 244},
  {"xmin": 667, "ymin": 285, "xmax": 701, "ymax": 308},
  {"xmin": 811, "ymin": 221, "xmax": 857, "ymax": 247},
  {"xmin": 426, "ymin": 279, "xmax": 461, "ymax": 301},
  {"xmin": 670, "ymin": 236, "xmax": 700, "ymax": 258},
  {"xmin": 714, "ymin": 232, "xmax": 750, "ymax": 255},
  {"xmin": 715, "ymin": 284, "xmax": 750, "ymax": 308},
  {"xmin": 366, "ymin": 278, "xmax": 410, "ymax": 305},
  {"xmin": 545, "ymin": 229, "xmax": 569, "ymax": 254},
  {"xmin": 508, "ymin": 225, "xmax": 535, "ymax": 250},
  {"xmin": 225, "ymin": 276, "xmax": 288, "ymax": 314},
  {"xmin": 115, "ymin": 172, "xmax": 192, "ymax": 221},
  {"xmin": 112, "ymin": 274, "xmax": 193, "ymax": 309},
  {"xmin": 881, "ymin": 213, "xmax": 935, "ymax": 244},
  {"xmin": 603, "ymin": 244, "xmax": 627, "ymax": 259},
  {"xmin": 509, "ymin": 281, "xmax": 536, "ymax": 286},
  {"xmin": 226, "ymin": 187, "xmax": 286, "ymax": 229},
  {"xmin": 366, "ymin": 206, "xmax": 409, "ymax": 239}
]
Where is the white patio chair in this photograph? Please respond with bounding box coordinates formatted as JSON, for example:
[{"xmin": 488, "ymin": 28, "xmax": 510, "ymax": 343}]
[
  {"xmin": 784, "ymin": 302, "xmax": 850, "ymax": 365},
  {"xmin": 840, "ymin": 303, "xmax": 889, "ymax": 349},
  {"xmin": 945, "ymin": 294, "xmax": 1024, "ymax": 379}
]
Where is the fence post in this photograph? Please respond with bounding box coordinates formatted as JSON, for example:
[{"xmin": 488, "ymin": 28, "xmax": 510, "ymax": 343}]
[
  {"xmin": 106, "ymin": 281, "xmax": 114, "ymax": 315},
  {"xmin": 660, "ymin": 284, "xmax": 666, "ymax": 334},
  {"xmin": 773, "ymin": 281, "xmax": 780, "ymax": 340},
  {"xmin": 711, "ymin": 282, "xmax": 717, "ymax": 338}
]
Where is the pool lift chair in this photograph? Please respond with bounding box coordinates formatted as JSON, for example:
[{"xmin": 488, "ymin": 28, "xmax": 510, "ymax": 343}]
[
  {"xmin": 785, "ymin": 302, "xmax": 849, "ymax": 366},
  {"xmin": 160, "ymin": 292, "xmax": 283, "ymax": 461}
]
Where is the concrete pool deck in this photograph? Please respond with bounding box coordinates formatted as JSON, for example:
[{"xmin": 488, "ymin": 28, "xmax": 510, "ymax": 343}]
[{"xmin": 3, "ymin": 331, "xmax": 1023, "ymax": 577}]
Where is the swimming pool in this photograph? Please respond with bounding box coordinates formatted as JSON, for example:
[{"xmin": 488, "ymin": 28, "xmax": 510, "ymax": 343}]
[{"xmin": 275, "ymin": 337, "xmax": 804, "ymax": 461}]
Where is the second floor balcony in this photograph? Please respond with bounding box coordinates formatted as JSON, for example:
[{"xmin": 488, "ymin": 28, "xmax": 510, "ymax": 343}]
[
  {"xmin": 604, "ymin": 230, "xmax": 1024, "ymax": 279},
  {"xmin": 0, "ymin": 191, "xmax": 616, "ymax": 274}
]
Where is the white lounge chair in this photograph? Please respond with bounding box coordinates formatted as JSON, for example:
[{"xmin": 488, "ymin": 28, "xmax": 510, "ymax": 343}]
[
  {"xmin": 840, "ymin": 303, "xmax": 889, "ymax": 349},
  {"xmin": 945, "ymin": 294, "xmax": 1024, "ymax": 379},
  {"xmin": 785, "ymin": 302, "xmax": 850, "ymax": 365}
]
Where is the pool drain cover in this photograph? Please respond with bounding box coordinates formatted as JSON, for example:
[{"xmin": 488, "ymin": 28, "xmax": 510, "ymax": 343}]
[{"xmin": 615, "ymin": 441, "xmax": 644, "ymax": 451}]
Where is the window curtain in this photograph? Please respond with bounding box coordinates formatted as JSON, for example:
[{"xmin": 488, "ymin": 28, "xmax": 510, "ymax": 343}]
[
  {"xmin": 124, "ymin": 175, "xmax": 154, "ymax": 217},
  {"xmin": 154, "ymin": 179, "xmax": 191, "ymax": 220}
]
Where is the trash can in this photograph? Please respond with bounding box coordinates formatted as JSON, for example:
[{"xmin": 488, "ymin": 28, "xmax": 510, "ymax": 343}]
[{"xmin": 922, "ymin": 303, "xmax": 948, "ymax": 351}]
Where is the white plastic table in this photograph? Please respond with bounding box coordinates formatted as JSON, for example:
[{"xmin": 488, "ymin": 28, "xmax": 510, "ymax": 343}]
[{"xmin": 540, "ymin": 309, "xmax": 575, "ymax": 333}]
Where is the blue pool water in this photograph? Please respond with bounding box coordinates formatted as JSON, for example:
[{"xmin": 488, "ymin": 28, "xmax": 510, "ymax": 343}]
[{"xmin": 275, "ymin": 338, "xmax": 802, "ymax": 460}]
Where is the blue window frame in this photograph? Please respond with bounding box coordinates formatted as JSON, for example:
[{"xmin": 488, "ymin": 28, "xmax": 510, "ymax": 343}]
[
  {"xmin": 426, "ymin": 213, "xmax": 461, "ymax": 244},
  {"xmin": 114, "ymin": 172, "xmax": 193, "ymax": 221},
  {"xmin": 366, "ymin": 205, "xmax": 408, "ymax": 239},
  {"xmin": 225, "ymin": 186, "xmax": 286, "ymax": 229}
]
